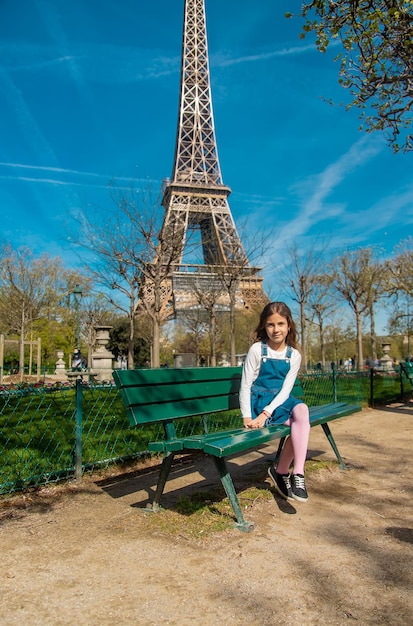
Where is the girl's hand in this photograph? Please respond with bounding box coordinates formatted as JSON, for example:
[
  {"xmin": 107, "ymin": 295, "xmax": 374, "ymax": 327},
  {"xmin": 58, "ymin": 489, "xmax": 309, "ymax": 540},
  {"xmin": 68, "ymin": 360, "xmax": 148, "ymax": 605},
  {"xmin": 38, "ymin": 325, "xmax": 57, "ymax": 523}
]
[{"xmin": 248, "ymin": 412, "xmax": 268, "ymax": 429}]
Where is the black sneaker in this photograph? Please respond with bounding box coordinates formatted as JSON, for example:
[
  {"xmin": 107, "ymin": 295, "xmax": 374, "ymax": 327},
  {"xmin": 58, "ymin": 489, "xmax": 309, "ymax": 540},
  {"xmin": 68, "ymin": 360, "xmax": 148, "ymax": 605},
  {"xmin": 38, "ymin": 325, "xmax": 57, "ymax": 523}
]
[
  {"xmin": 291, "ymin": 474, "xmax": 308, "ymax": 502},
  {"xmin": 268, "ymin": 466, "xmax": 292, "ymax": 500}
]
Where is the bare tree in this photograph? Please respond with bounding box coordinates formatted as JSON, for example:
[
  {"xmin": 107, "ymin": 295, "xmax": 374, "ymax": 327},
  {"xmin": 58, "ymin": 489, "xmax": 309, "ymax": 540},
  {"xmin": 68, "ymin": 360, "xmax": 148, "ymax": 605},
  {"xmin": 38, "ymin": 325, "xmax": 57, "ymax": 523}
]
[
  {"xmin": 191, "ymin": 277, "xmax": 226, "ymax": 367},
  {"xmin": 367, "ymin": 260, "xmax": 389, "ymax": 361},
  {"xmin": 213, "ymin": 223, "xmax": 272, "ymax": 365},
  {"xmin": 307, "ymin": 274, "xmax": 337, "ymax": 369},
  {"xmin": 79, "ymin": 291, "xmax": 115, "ymax": 368},
  {"xmin": 324, "ymin": 317, "xmax": 352, "ymax": 368},
  {"xmin": 386, "ymin": 237, "xmax": 413, "ymax": 298},
  {"xmin": 177, "ymin": 309, "xmax": 208, "ymax": 365},
  {"xmin": 69, "ymin": 186, "xmax": 184, "ymax": 368},
  {"xmin": 331, "ymin": 247, "xmax": 385, "ymax": 369},
  {"xmin": 282, "ymin": 240, "xmax": 331, "ymax": 369},
  {"xmin": 385, "ymin": 238, "xmax": 413, "ymax": 359}
]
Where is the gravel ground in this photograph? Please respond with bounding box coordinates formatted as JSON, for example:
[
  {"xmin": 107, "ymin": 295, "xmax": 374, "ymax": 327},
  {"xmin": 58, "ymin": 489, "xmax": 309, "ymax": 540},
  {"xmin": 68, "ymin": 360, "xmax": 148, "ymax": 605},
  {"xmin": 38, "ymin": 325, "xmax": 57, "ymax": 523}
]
[{"xmin": 1, "ymin": 402, "xmax": 412, "ymax": 625}]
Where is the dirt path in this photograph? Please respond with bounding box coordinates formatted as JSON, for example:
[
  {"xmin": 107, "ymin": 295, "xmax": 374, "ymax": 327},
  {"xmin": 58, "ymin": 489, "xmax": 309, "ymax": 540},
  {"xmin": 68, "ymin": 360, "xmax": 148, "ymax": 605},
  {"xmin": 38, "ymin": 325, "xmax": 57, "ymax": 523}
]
[{"xmin": 1, "ymin": 403, "xmax": 412, "ymax": 625}]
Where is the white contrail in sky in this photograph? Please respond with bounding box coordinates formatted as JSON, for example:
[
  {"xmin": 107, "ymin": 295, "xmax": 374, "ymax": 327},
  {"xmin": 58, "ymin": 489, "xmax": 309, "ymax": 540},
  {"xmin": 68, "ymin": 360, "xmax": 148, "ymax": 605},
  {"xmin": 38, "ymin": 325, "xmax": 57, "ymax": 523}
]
[
  {"xmin": 0, "ymin": 162, "xmax": 128, "ymax": 179},
  {"xmin": 0, "ymin": 163, "xmax": 158, "ymax": 185}
]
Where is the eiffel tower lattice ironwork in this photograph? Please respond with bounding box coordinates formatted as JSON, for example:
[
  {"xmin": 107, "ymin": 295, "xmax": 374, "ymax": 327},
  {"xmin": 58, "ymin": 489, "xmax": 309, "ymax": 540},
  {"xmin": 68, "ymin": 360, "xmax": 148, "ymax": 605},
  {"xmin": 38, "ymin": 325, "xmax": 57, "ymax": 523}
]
[{"xmin": 159, "ymin": 0, "xmax": 266, "ymax": 316}]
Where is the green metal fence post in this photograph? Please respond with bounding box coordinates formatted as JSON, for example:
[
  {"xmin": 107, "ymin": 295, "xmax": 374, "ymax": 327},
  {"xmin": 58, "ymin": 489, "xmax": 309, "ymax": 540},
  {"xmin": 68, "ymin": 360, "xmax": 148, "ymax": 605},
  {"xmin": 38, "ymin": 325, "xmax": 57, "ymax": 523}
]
[
  {"xmin": 75, "ymin": 377, "xmax": 83, "ymax": 480},
  {"xmin": 370, "ymin": 368, "xmax": 374, "ymax": 408},
  {"xmin": 332, "ymin": 365, "xmax": 337, "ymax": 403}
]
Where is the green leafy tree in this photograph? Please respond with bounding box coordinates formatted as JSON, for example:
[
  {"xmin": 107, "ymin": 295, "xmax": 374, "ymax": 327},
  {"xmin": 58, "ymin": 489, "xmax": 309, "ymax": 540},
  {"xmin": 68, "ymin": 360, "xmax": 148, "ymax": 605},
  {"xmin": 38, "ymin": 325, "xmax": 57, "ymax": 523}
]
[
  {"xmin": 108, "ymin": 317, "xmax": 150, "ymax": 367},
  {"xmin": 0, "ymin": 244, "xmax": 82, "ymax": 377},
  {"xmin": 288, "ymin": 0, "xmax": 413, "ymax": 152}
]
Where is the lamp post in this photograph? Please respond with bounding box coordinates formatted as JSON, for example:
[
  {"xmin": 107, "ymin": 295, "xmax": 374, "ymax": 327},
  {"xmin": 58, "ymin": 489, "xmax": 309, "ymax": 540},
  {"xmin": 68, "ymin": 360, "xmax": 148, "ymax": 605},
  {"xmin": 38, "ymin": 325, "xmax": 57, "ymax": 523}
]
[{"xmin": 72, "ymin": 284, "xmax": 83, "ymax": 349}]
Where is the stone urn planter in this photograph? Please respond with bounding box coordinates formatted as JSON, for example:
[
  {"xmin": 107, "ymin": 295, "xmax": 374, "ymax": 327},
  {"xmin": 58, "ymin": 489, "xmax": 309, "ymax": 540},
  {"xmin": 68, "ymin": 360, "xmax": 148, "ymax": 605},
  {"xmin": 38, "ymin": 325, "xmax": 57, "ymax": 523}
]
[
  {"xmin": 380, "ymin": 343, "xmax": 393, "ymax": 371},
  {"xmin": 91, "ymin": 326, "xmax": 114, "ymax": 381},
  {"xmin": 54, "ymin": 350, "xmax": 67, "ymax": 379}
]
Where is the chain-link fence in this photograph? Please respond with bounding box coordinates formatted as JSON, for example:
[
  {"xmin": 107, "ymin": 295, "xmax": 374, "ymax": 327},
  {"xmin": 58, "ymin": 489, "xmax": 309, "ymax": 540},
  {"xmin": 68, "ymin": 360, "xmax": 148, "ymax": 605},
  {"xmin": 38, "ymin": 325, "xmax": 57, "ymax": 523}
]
[{"xmin": 1, "ymin": 368, "xmax": 411, "ymax": 495}]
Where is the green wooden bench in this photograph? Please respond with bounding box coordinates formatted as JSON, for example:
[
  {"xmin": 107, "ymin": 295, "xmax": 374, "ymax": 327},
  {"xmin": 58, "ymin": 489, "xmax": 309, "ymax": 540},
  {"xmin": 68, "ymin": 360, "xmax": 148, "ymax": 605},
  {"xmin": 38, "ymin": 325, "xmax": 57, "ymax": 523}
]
[{"xmin": 113, "ymin": 367, "xmax": 362, "ymax": 532}]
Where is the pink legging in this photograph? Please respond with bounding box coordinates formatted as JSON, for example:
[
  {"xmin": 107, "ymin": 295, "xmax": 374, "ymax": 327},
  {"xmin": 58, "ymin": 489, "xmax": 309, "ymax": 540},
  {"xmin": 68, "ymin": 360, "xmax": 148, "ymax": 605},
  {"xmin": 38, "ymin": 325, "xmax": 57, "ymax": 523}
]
[{"xmin": 276, "ymin": 403, "xmax": 310, "ymax": 476}]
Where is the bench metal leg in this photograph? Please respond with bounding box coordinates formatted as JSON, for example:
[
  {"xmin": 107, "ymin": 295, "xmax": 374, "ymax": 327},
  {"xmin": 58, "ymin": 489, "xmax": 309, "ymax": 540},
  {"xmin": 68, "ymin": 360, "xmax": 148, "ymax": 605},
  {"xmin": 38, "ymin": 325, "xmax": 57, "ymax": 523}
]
[
  {"xmin": 152, "ymin": 452, "xmax": 175, "ymax": 512},
  {"xmin": 273, "ymin": 436, "xmax": 286, "ymax": 465},
  {"xmin": 321, "ymin": 423, "xmax": 348, "ymax": 470},
  {"xmin": 212, "ymin": 457, "xmax": 255, "ymax": 533}
]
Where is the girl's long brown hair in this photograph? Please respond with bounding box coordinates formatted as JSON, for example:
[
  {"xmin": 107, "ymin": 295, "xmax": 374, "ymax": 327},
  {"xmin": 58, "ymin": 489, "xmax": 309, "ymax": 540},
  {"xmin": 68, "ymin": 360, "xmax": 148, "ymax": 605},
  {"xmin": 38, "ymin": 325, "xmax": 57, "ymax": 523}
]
[{"xmin": 253, "ymin": 301, "xmax": 300, "ymax": 350}]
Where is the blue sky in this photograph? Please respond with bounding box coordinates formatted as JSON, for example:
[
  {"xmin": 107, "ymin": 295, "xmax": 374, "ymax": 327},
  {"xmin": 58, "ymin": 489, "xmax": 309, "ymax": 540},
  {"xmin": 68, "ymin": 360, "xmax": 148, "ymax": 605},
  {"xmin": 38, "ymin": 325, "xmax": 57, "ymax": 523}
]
[{"xmin": 1, "ymin": 0, "xmax": 412, "ymax": 301}]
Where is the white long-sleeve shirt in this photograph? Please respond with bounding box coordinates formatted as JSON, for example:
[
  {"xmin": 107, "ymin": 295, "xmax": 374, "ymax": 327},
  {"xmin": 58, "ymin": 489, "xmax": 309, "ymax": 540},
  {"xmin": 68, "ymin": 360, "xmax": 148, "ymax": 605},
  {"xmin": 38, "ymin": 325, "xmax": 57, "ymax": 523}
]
[{"xmin": 239, "ymin": 342, "xmax": 301, "ymax": 419}]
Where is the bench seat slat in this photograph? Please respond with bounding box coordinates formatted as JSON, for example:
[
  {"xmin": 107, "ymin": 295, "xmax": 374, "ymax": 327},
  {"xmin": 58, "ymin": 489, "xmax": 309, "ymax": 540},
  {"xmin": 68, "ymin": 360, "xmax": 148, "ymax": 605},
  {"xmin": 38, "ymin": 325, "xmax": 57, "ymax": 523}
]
[
  {"xmin": 148, "ymin": 427, "xmax": 246, "ymax": 453},
  {"xmin": 202, "ymin": 403, "xmax": 362, "ymax": 457},
  {"xmin": 148, "ymin": 440, "xmax": 184, "ymax": 453},
  {"xmin": 145, "ymin": 403, "xmax": 354, "ymax": 454}
]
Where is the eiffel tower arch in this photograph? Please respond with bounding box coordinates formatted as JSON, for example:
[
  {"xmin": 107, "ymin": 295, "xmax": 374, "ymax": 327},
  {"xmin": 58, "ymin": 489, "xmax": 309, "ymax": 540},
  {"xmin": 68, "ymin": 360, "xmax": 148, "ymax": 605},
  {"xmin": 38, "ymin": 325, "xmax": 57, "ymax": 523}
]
[{"xmin": 154, "ymin": 0, "xmax": 267, "ymax": 318}]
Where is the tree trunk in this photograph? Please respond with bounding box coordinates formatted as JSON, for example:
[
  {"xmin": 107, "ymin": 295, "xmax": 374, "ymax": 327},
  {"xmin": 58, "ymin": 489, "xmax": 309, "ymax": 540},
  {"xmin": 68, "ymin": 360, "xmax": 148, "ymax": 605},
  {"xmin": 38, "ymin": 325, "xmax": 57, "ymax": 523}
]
[
  {"xmin": 210, "ymin": 309, "xmax": 217, "ymax": 367},
  {"xmin": 319, "ymin": 322, "xmax": 326, "ymax": 369},
  {"xmin": 29, "ymin": 332, "xmax": 33, "ymax": 376},
  {"xmin": 19, "ymin": 308, "xmax": 25, "ymax": 381},
  {"xmin": 370, "ymin": 303, "xmax": 377, "ymax": 360},
  {"xmin": 300, "ymin": 302, "xmax": 307, "ymax": 370},
  {"xmin": 87, "ymin": 326, "xmax": 93, "ymax": 369},
  {"xmin": 229, "ymin": 293, "xmax": 236, "ymax": 366},
  {"xmin": 128, "ymin": 310, "xmax": 135, "ymax": 369},
  {"xmin": 356, "ymin": 310, "xmax": 364, "ymax": 371},
  {"xmin": 152, "ymin": 318, "xmax": 161, "ymax": 368}
]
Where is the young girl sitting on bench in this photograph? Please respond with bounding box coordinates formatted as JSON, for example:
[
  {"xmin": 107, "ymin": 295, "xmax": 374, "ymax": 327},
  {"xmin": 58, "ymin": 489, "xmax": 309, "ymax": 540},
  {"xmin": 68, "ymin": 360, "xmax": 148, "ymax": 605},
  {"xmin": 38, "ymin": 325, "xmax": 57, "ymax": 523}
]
[{"xmin": 239, "ymin": 301, "xmax": 310, "ymax": 502}]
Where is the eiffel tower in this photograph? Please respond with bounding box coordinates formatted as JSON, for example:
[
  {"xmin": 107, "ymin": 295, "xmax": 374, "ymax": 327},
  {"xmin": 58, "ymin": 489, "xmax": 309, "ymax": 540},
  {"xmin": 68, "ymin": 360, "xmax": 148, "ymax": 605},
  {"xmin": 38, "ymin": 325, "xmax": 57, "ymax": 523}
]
[{"xmin": 159, "ymin": 0, "xmax": 266, "ymax": 316}]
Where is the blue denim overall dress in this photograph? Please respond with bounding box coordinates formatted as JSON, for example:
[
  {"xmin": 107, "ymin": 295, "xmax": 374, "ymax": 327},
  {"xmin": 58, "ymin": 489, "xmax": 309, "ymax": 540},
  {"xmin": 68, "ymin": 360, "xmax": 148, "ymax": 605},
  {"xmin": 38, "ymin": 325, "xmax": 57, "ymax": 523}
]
[{"xmin": 250, "ymin": 342, "xmax": 303, "ymax": 426}]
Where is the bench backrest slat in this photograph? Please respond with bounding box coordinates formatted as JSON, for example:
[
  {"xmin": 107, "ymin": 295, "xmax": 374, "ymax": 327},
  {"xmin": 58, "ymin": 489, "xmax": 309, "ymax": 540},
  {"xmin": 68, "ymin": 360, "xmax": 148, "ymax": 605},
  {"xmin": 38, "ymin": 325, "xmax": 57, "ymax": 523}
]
[{"xmin": 113, "ymin": 366, "xmax": 304, "ymax": 427}]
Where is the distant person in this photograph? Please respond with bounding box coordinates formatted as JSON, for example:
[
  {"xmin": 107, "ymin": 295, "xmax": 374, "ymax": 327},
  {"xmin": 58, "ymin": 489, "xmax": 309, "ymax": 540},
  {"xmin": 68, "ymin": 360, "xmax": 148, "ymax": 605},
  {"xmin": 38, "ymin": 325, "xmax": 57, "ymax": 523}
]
[
  {"xmin": 240, "ymin": 301, "xmax": 310, "ymax": 502},
  {"xmin": 71, "ymin": 349, "xmax": 83, "ymax": 372}
]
